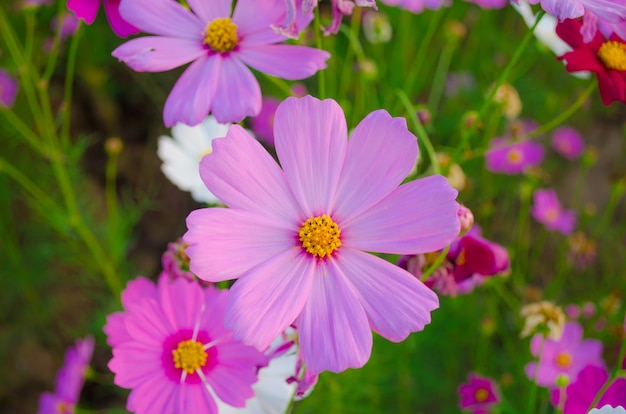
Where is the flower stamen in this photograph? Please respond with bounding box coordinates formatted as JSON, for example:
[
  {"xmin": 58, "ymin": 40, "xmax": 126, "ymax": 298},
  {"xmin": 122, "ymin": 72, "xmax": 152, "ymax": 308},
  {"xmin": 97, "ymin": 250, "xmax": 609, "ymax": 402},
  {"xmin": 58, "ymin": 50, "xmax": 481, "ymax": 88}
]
[
  {"xmin": 598, "ymin": 41, "xmax": 626, "ymax": 71},
  {"xmin": 299, "ymin": 214, "xmax": 342, "ymax": 259},
  {"xmin": 172, "ymin": 339, "xmax": 208, "ymax": 374},
  {"xmin": 203, "ymin": 18, "xmax": 238, "ymax": 53}
]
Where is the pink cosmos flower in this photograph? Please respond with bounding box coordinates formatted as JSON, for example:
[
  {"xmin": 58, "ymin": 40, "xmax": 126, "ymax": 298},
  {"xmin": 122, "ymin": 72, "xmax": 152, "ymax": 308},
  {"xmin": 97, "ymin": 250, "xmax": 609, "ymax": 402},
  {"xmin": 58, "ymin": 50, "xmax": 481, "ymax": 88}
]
[
  {"xmin": 379, "ymin": 0, "xmax": 450, "ymax": 14},
  {"xmin": 107, "ymin": 275, "xmax": 270, "ymax": 413},
  {"xmin": 250, "ymin": 96, "xmax": 280, "ymax": 146},
  {"xmin": 458, "ymin": 373, "xmax": 500, "ymax": 413},
  {"xmin": 552, "ymin": 126, "xmax": 585, "ymax": 160},
  {"xmin": 527, "ymin": 0, "xmax": 626, "ymax": 26},
  {"xmin": 531, "ymin": 189, "xmax": 577, "ymax": 235},
  {"xmin": 66, "ymin": 0, "xmax": 138, "ymax": 37},
  {"xmin": 0, "ymin": 69, "xmax": 18, "ymax": 108},
  {"xmin": 485, "ymin": 137, "xmax": 545, "ymax": 174},
  {"xmin": 277, "ymin": 0, "xmax": 377, "ymax": 36},
  {"xmin": 184, "ymin": 96, "xmax": 460, "ymax": 374},
  {"xmin": 551, "ymin": 365, "xmax": 626, "ymax": 414},
  {"xmin": 464, "ymin": 0, "xmax": 508, "ymax": 9},
  {"xmin": 38, "ymin": 336, "xmax": 95, "ymax": 414},
  {"xmin": 525, "ymin": 321, "xmax": 604, "ymax": 387},
  {"xmin": 161, "ymin": 239, "xmax": 197, "ymax": 283},
  {"xmin": 112, "ymin": 0, "xmax": 329, "ymax": 127}
]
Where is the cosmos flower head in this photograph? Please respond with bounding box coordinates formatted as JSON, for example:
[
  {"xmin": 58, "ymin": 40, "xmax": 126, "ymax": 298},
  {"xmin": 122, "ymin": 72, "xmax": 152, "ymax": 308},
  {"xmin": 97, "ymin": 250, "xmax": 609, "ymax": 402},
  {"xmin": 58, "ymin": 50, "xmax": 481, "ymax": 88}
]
[
  {"xmin": 113, "ymin": 0, "xmax": 329, "ymax": 126},
  {"xmin": 184, "ymin": 95, "xmax": 460, "ymax": 374},
  {"xmin": 525, "ymin": 321, "xmax": 604, "ymax": 388},
  {"xmin": 485, "ymin": 137, "xmax": 545, "ymax": 175},
  {"xmin": 531, "ymin": 189, "xmax": 577, "ymax": 235},
  {"xmin": 551, "ymin": 365, "xmax": 626, "ymax": 413},
  {"xmin": 0, "ymin": 69, "xmax": 18, "ymax": 108},
  {"xmin": 458, "ymin": 373, "xmax": 500, "ymax": 413},
  {"xmin": 37, "ymin": 336, "xmax": 95, "ymax": 414},
  {"xmin": 67, "ymin": 0, "xmax": 139, "ymax": 37},
  {"xmin": 552, "ymin": 126, "xmax": 585, "ymax": 160}
]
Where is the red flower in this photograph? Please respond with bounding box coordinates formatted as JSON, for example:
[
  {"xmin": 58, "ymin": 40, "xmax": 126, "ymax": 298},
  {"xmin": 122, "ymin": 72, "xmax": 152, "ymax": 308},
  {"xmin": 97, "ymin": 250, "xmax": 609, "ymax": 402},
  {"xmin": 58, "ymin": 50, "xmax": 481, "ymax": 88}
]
[{"xmin": 557, "ymin": 18, "xmax": 626, "ymax": 105}]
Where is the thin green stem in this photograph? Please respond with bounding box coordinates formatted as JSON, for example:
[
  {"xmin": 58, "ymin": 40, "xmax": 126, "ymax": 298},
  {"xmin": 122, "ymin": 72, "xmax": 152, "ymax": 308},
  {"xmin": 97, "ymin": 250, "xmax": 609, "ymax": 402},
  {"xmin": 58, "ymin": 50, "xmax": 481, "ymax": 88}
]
[
  {"xmin": 526, "ymin": 336, "xmax": 546, "ymax": 414},
  {"xmin": 427, "ymin": 40, "xmax": 456, "ymax": 116},
  {"xmin": 529, "ymin": 82, "xmax": 595, "ymax": 138},
  {"xmin": 0, "ymin": 109, "xmax": 47, "ymax": 154},
  {"xmin": 421, "ymin": 245, "xmax": 450, "ymax": 282},
  {"xmin": 338, "ymin": 8, "xmax": 361, "ymax": 100},
  {"xmin": 260, "ymin": 72, "xmax": 293, "ymax": 97},
  {"xmin": 43, "ymin": 0, "xmax": 70, "ymax": 82},
  {"xmin": 397, "ymin": 89, "xmax": 441, "ymax": 175},
  {"xmin": 313, "ymin": 8, "xmax": 326, "ymax": 99},
  {"xmin": 60, "ymin": 23, "xmax": 83, "ymax": 148}
]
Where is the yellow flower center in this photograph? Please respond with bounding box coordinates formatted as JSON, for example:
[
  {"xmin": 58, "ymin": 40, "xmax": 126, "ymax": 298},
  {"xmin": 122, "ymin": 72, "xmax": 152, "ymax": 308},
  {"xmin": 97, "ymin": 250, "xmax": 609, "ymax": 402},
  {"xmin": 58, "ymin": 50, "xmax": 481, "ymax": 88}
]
[
  {"xmin": 203, "ymin": 18, "xmax": 238, "ymax": 53},
  {"xmin": 555, "ymin": 351, "xmax": 572, "ymax": 368},
  {"xmin": 456, "ymin": 248, "xmax": 466, "ymax": 266},
  {"xmin": 507, "ymin": 148, "xmax": 523, "ymax": 164},
  {"xmin": 298, "ymin": 214, "xmax": 342, "ymax": 259},
  {"xmin": 545, "ymin": 208, "xmax": 559, "ymax": 223},
  {"xmin": 598, "ymin": 41, "xmax": 626, "ymax": 71},
  {"xmin": 475, "ymin": 388, "xmax": 489, "ymax": 402},
  {"xmin": 172, "ymin": 339, "xmax": 207, "ymax": 374},
  {"xmin": 56, "ymin": 402, "xmax": 73, "ymax": 414}
]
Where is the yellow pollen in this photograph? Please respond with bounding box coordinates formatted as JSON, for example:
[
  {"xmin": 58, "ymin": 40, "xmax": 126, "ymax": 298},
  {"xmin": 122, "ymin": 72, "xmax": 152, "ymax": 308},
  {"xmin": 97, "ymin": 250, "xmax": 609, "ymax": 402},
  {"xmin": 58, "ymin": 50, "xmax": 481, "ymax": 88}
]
[
  {"xmin": 545, "ymin": 208, "xmax": 559, "ymax": 223},
  {"xmin": 507, "ymin": 148, "xmax": 523, "ymax": 164},
  {"xmin": 456, "ymin": 249, "xmax": 466, "ymax": 266},
  {"xmin": 555, "ymin": 352, "xmax": 572, "ymax": 368},
  {"xmin": 298, "ymin": 214, "xmax": 342, "ymax": 259},
  {"xmin": 203, "ymin": 18, "xmax": 238, "ymax": 53},
  {"xmin": 598, "ymin": 41, "xmax": 626, "ymax": 71},
  {"xmin": 172, "ymin": 339, "xmax": 207, "ymax": 374},
  {"xmin": 475, "ymin": 388, "xmax": 489, "ymax": 402}
]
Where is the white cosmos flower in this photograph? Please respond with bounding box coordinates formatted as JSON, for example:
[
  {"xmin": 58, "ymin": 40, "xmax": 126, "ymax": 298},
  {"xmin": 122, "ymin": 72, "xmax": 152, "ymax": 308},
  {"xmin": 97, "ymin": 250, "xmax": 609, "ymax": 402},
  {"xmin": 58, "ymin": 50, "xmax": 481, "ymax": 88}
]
[
  {"xmin": 588, "ymin": 406, "xmax": 626, "ymax": 414},
  {"xmin": 157, "ymin": 116, "xmax": 231, "ymax": 204}
]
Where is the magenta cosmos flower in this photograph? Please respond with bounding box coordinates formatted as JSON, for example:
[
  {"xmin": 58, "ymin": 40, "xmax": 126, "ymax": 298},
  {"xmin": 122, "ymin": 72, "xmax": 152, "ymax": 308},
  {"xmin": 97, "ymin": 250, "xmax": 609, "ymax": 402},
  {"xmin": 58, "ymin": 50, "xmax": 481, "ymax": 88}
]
[
  {"xmin": 552, "ymin": 126, "xmax": 585, "ymax": 160},
  {"xmin": 531, "ymin": 188, "xmax": 577, "ymax": 235},
  {"xmin": 67, "ymin": 0, "xmax": 138, "ymax": 37},
  {"xmin": 458, "ymin": 373, "xmax": 500, "ymax": 414},
  {"xmin": 557, "ymin": 18, "xmax": 626, "ymax": 105},
  {"xmin": 106, "ymin": 275, "xmax": 270, "ymax": 413},
  {"xmin": 112, "ymin": 0, "xmax": 329, "ymax": 127},
  {"xmin": 0, "ymin": 69, "xmax": 18, "ymax": 108},
  {"xmin": 485, "ymin": 137, "xmax": 544, "ymax": 174},
  {"xmin": 38, "ymin": 336, "xmax": 94, "ymax": 414},
  {"xmin": 184, "ymin": 96, "xmax": 460, "ymax": 374},
  {"xmin": 551, "ymin": 365, "xmax": 626, "ymax": 414},
  {"xmin": 525, "ymin": 321, "xmax": 604, "ymax": 387}
]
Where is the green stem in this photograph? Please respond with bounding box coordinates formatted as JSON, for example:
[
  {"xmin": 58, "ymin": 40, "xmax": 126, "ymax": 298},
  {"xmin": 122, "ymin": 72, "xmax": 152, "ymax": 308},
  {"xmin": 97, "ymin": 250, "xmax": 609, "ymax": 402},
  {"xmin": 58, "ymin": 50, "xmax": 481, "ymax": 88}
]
[
  {"xmin": 397, "ymin": 89, "xmax": 441, "ymax": 175},
  {"xmin": 60, "ymin": 23, "xmax": 83, "ymax": 148},
  {"xmin": 338, "ymin": 7, "xmax": 361, "ymax": 100},
  {"xmin": 0, "ymin": 109, "xmax": 47, "ymax": 154},
  {"xmin": 526, "ymin": 336, "xmax": 546, "ymax": 414},
  {"xmin": 421, "ymin": 245, "xmax": 450, "ymax": 282},
  {"xmin": 313, "ymin": 8, "xmax": 326, "ymax": 99},
  {"xmin": 42, "ymin": 0, "xmax": 70, "ymax": 82},
  {"xmin": 529, "ymin": 82, "xmax": 595, "ymax": 138},
  {"xmin": 427, "ymin": 40, "xmax": 456, "ymax": 116},
  {"xmin": 260, "ymin": 72, "xmax": 293, "ymax": 97}
]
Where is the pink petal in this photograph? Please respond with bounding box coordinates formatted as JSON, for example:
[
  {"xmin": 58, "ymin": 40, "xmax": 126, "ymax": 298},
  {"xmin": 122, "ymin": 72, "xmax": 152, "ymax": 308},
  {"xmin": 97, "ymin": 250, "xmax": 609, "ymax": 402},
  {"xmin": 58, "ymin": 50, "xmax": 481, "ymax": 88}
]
[
  {"xmin": 211, "ymin": 57, "xmax": 261, "ymax": 123},
  {"xmin": 118, "ymin": 0, "xmax": 204, "ymax": 39},
  {"xmin": 103, "ymin": 0, "xmax": 139, "ymax": 37},
  {"xmin": 124, "ymin": 299, "xmax": 173, "ymax": 344},
  {"xmin": 184, "ymin": 208, "xmax": 294, "ymax": 282},
  {"xmin": 333, "ymin": 109, "xmax": 418, "ymax": 221},
  {"xmin": 234, "ymin": 0, "xmax": 313, "ymax": 44},
  {"xmin": 224, "ymin": 249, "xmax": 315, "ymax": 350},
  {"xmin": 296, "ymin": 260, "xmax": 372, "ymax": 374},
  {"xmin": 338, "ymin": 249, "xmax": 439, "ymax": 342},
  {"xmin": 125, "ymin": 374, "xmax": 176, "ymax": 413},
  {"xmin": 121, "ymin": 276, "xmax": 157, "ymax": 308},
  {"xmin": 273, "ymin": 96, "xmax": 348, "ymax": 216},
  {"xmin": 187, "ymin": 0, "xmax": 231, "ymax": 23},
  {"xmin": 237, "ymin": 44, "xmax": 329, "ymax": 80},
  {"xmin": 343, "ymin": 175, "xmax": 460, "ymax": 254},
  {"xmin": 163, "ymin": 55, "xmax": 219, "ymax": 127},
  {"xmin": 67, "ymin": 0, "xmax": 100, "ymax": 24},
  {"xmin": 112, "ymin": 37, "xmax": 205, "ymax": 72},
  {"xmin": 158, "ymin": 277, "xmax": 204, "ymax": 332},
  {"xmin": 199, "ymin": 125, "xmax": 300, "ymax": 222},
  {"xmin": 205, "ymin": 354, "xmax": 258, "ymax": 407},
  {"xmin": 178, "ymin": 383, "xmax": 218, "ymax": 414},
  {"xmin": 110, "ymin": 342, "xmax": 163, "ymax": 387},
  {"xmin": 103, "ymin": 312, "xmax": 131, "ymax": 347}
]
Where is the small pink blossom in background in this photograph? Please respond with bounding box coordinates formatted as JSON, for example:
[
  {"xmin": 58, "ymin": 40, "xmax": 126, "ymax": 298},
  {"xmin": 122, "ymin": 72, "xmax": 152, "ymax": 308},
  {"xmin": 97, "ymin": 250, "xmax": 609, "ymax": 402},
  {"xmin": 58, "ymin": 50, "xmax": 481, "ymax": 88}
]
[
  {"xmin": 525, "ymin": 321, "xmax": 604, "ymax": 388},
  {"xmin": 566, "ymin": 304, "xmax": 581, "ymax": 319},
  {"xmin": 458, "ymin": 373, "xmax": 500, "ymax": 413},
  {"xmin": 550, "ymin": 365, "xmax": 626, "ymax": 414},
  {"xmin": 0, "ymin": 69, "xmax": 18, "ymax": 108},
  {"xmin": 113, "ymin": 0, "xmax": 329, "ymax": 127},
  {"xmin": 37, "ymin": 336, "xmax": 95, "ymax": 414},
  {"xmin": 552, "ymin": 126, "xmax": 585, "ymax": 160},
  {"xmin": 250, "ymin": 97, "xmax": 280, "ymax": 146},
  {"xmin": 23, "ymin": 0, "xmax": 52, "ymax": 7},
  {"xmin": 464, "ymin": 0, "xmax": 509, "ymax": 9},
  {"xmin": 106, "ymin": 275, "xmax": 274, "ymax": 413},
  {"xmin": 184, "ymin": 95, "xmax": 460, "ymax": 374},
  {"xmin": 485, "ymin": 138, "xmax": 544, "ymax": 174},
  {"xmin": 583, "ymin": 302, "xmax": 597, "ymax": 319},
  {"xmin": 45, "ymin": 13, "xmax": 80, "ymax": 52},
  {"xmin": 531, "ymin": 189, "xmax": 577, "ymax": 235},
  {"xmin": 379, "ymin": 0, "xmax": 450, "ymax": 14},
  {"xmin": 161, "ymin": 239, "xmax": 197, "ymax": 283},
  {"xmin": 67, "ymin": 0, "xmax": 139, "ymax": 37}
]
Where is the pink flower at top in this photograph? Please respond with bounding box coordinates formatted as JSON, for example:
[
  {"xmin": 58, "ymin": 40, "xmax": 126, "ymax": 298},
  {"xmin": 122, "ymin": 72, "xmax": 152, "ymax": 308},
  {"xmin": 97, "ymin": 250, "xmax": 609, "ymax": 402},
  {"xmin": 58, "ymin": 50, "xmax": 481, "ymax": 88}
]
[
  {"xmin": 250, "ymin": 96, "xmax": 280, "ymax": 146},
  {"xmin": 106, "ymin": 275, "xmax": 270, "ymax": 413},
  {"xmin": 531, "ymin": 189, "xmax": 577, "ymax": 235},
  {"xmin": 525, "ymin": 321, "xmax": 604, "ymax": 387},
  {"xmin": 552, "ymin": 126, "xmax": 585, "ymax": 160},
  {"xmin": 37, "ymin": 336, "xmax": 95, "ymax": 414},
  {"xmin": 550, "ymin": 365, "xmax": 626, "ymax": 414},
  {"xmin": 277, "ymin": 0, "xmax": 377, "ymax": 36},
  {"xmin": 0, "ymin": 69, "xmax": 18, "ymax": 108},
  {"xmin": 458, "ymin": 373, "xmax": 500, "ymax": 413},
  {"xmin": 464, "ymin": 0, "xmax": 508, "ymax": 9},
  {"xmin": 184, "ymin": 96, "xmax": 460, "ymax": 374},
  {"xmin": 112, "ymin": 0, "xmax": 329, "ymax": 127},
  {"xmin": 485, "ymin": 138, "xmax": 544, "ymax": 174},
  {"xmin": 527, "ymin": 0, "xmax": 626, "ymax": 25},
  {"xmin": 379, "ymin": 0, "xmax": 450, "ymax": 14},
  {"xmin": 66, "ymin": 0, "xmax": 138, "ymax": 37}
]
